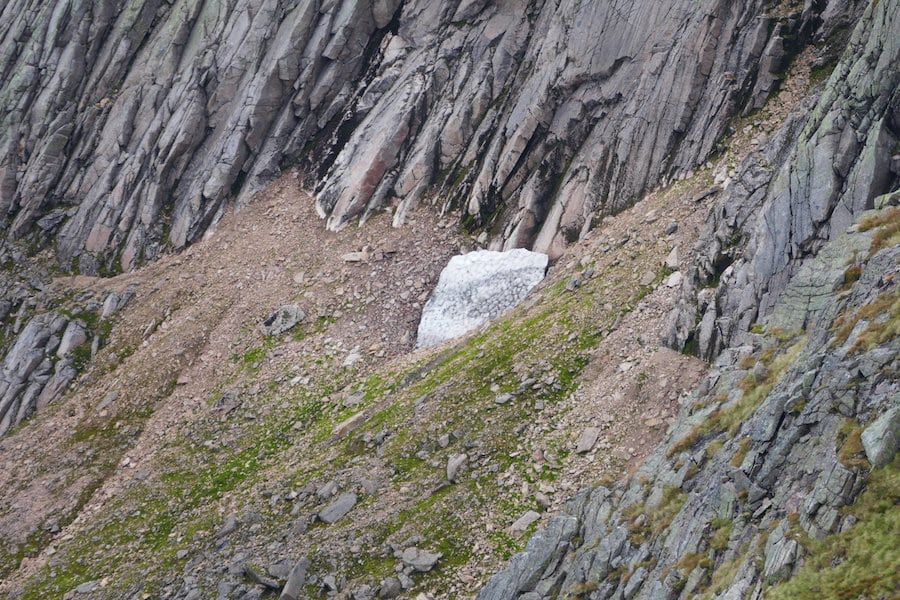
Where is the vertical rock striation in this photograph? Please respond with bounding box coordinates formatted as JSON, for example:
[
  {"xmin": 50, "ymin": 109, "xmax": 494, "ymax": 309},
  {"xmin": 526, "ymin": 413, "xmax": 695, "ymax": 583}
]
[
  {"xmin": 667, "ymin": 0, "xmax": 900, "ymax": 360},
  {"xmin": 0, "ymin": 0, "xmax": 862, "ymax": 274},
  {"xmin": 481, "ymin": 1, "xmax": 899, "ymax": 597}
]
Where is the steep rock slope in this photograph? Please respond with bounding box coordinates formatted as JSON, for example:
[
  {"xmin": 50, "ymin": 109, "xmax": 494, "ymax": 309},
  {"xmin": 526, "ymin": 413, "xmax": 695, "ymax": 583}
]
[
  {"xmin": 0, "ymin": 0, "xmax": 869, "ymax": 440},
  {"xmin": 0, "ymin": 173, "xmax": 715, "ymax": 599},
  {"xmin": 480, "ymin": 1, "xmax": 899, "ymax": 598},
  {"xmin": 0, "ymin": 0, "xmax": 860, "ymax": 276}
]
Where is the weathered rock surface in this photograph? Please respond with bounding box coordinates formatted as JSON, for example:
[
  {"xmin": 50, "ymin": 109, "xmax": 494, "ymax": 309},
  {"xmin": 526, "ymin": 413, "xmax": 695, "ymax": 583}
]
[
  {"xmin": 666, "ymin": 0, "xmax": 899, "ymax": 360},
  {"xmin": 0, "ymin": 312, "xmax": 75, "ymax": 436},
  {"xmin": 319, "ymin": 492, "xmax": 358, "ymax": 524},
  {"xmin": 479, "ymin": 2, "xmax": 900, "ymax": 597},
  {"xmin": 417, "ymin": 249, "xmax": 548, "ymax": 348},
  {"xmin": 0, "ymin": 0, "xmax": 862, "ymax": 274},
  {"xmin": 261, "ymin": 304, "xmax": 306, "ymax": 336},
  {"xmin": 481, "ymin": 214, "xmax": 900, "ymax": 600},
  {"xmin": 0, "ymin": 242, "xmax": 135, "ymax": 437},
  {"xmin": 398, "ymin": 547, "xmax": 442, "ymax": 572},
  {"xmin": 862, "ymin": 407, "xmax": 900, "ymax": 469}
]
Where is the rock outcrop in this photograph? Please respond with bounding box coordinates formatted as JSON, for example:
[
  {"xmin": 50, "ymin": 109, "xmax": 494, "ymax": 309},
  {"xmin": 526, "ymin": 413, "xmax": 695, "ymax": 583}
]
[
  {"xmin": 0, "ymin": 0, "xmax": 862, "ymax": 275},
  {"xmin": 0, "ymin": 243, "xmax": 132, "ymax": 436},
  {"xmin": 480, "ymin": 2, "xmax": 900, "ymax": 597},
  {"xmin": 0, "ymin": 312, "xmax": 75, "ymax": 436},
  {"xmin": 666, "ymin": 0, "xmax": 900, "ymax": 360}
]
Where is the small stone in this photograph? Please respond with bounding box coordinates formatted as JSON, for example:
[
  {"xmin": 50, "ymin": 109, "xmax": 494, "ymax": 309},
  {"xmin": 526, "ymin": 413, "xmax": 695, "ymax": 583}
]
[
  {"xmin": 640, "ymin": 270, "xmax": 656, "ymax": 286},
  {"xmin": 665, "ymin": 271, "xmax": 683, "ymax": 288},
  {"xmin": 398, "ymin": 572, "xmax": 414, "ymax": 589},
  {"xmin": 316, "ymin": 480, "xmax": 338, "ymax": 499},
  {"xmin": 216, "ymin": 514, "xmax": 237, "ymax": 538},
  {"xmin": 333, "ymin": 412, "xmax": 366, "ymax": 437},
  {"xmin": 494, "ymin": 393, "xmax": 513, "ymax": 405},
  {"xmin": 268, "ymin": 559, "xmax": 293, "ymax": 581},
  {"xmin": 575, "ymin": 428, "xmax": 601, "ymax": 453},
  {"xmin": 262, "ymin": 305, "xmax": 305, "ymax": 335},
  {"xmin": 447, "ymin": 454, "xmax": 468, "ymax": 482},
  {"xmin": 665, "ymin": 247, "xmax": 679, "ymax": 270},
  {"xmin": 665, "ymin": 221, "xmax": 678, "ymax": 235},
  {"xmin": 244, "ymin": 565, "xmax": 279, "ymax": 589},
  {"xmin": 508, "ymin": 510, "xmax": 541, "ymax": 535},
  {"xmin": 319, "ymin": 493, "xmax": 357, "ymax": 524},
  {"xmin": 75, "ymin": 581, "xmax": 99, "ymax": 594},
  {"xmin": 100, "ymin": 292, "xmax": 121, "ymax": 318},
  {"xmin": 399, "ymin": 547, "xmax": 442, "ymax": 572},
  {"xmin": 342, "ymin": 251, "xmax": 369, "ymax": 263},
  {"xmin": 378, "ymin": 577, "xmax": 402, "ymax": 598},
  {"xmin": 343, "ymin": 347, "xmax": 362, "ymax": 367}
]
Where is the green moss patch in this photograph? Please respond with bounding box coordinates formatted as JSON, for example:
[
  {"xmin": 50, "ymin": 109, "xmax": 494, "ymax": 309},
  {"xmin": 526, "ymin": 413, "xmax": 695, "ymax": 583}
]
[{"xmin": 767, "ymin": 456, "xmax": 899, "ymax": 600}]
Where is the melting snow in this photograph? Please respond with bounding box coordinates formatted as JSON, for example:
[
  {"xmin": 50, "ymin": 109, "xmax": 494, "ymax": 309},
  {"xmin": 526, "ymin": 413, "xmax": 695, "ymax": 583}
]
[{"xmin": 416, "ymin": 249, "xmax": 549, "ymax": 348}]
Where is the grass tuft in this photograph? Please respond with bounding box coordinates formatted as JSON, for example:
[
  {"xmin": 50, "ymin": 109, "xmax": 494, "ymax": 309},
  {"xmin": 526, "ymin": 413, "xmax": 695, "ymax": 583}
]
[{"xmin": 767, "ymin": 456, "xmax": 899, "ymax": 600}]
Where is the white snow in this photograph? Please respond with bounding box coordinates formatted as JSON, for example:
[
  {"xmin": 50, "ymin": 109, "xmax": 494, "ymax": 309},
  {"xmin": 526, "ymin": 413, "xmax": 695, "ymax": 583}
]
[{"xmin": 416, "ymin": 249, "xmax": 549, "ymax": 348}]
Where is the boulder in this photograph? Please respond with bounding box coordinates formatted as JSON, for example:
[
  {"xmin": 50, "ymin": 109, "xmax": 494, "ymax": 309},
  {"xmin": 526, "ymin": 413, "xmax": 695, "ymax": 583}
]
[
  {"xmin": 861, "ymin": 406, "xmax": 900, "ymax": 468},
  {"xmin": 262, "ymin": 305, "xmax": 305, "ymax": 336}
]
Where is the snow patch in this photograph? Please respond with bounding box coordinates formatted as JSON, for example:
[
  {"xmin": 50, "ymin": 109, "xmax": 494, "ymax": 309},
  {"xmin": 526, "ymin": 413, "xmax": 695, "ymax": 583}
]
[{"xmin": 416, "ymin": 249, "xmax": 549, "ymax": 348}]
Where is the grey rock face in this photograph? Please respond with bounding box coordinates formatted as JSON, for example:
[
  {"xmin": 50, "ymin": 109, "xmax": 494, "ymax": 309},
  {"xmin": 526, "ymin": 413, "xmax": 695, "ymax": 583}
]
[
  {"xmin": 0, "ymin": 0, "xmax": 857, "ymax": 273},
  {"xmin": 1, "ymin": 0, "xmax": 402, "ymax": 273},
  {"xmin": 0, "ymin": 312, "xmax": 77, "ymax": 436},
  {"xmin": 666, "ymin": 0, "xmax": 899, "ymax": 360},
  {"xmin": 479, "ymin": 515, "xmax": 578, "ymax": 599},
  {"xmin": 480, "ymin": 223, "xmax": 900, "ymax": 600},
  {"xmin": 480, "ymin": 3, "xmax": 899, "ymax": 598}
]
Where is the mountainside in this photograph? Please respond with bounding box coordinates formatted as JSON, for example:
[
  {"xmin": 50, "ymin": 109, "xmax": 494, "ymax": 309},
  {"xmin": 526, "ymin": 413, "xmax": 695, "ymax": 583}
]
[
  {"xmin": 0, "ymin": 0, "xmax": 898, "ymax": 599},
  {"xmin": 0, "ymin": 0, "xmax": 863, "ymax": 273},
  {"xmin": 482, "ymin": 2, "xmax": 900, "ymax": 598}
]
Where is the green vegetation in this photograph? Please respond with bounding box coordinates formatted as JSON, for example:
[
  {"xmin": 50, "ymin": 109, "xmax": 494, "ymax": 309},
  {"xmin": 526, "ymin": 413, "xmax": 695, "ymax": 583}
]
[
  {"xmin": 832, "ymin": 289, "xmax": 900, "ymax": 354},
  {"xmin": 858, "ymin": 206, "xmax": 900, "ymax": 257},
  {"xmin": 842, "ymin": 264, "xmax": 862, "ymax": 288},
  {"xmin": 835, "ymin": 420, "xmax": 870, "ymax": 471},
  {"xmin": 623, "ymin": 486, "xmax": 688, "ymax": 545},
  {"xmin": 677, "ymin": 552, "xmax": 712, "ymax": 575},
  {"xmin": 709, "ymin": 518, "xmax": 733, "ymax": 552},
  {"xmin": 700, "ymin": 546, "xmax": 749, "ymax": 599},
  {"xmin": 767, "ymin": 456, "xmax": 900, "ymax": 600},
  {"xmin": 234, "ymin": 336, "xmax": 277, "ymax": 372},
  {"xmin": 668, "ymin": 337, "xmax": 804, "ymax": 457},
  {"xmin": 705, "ymin": 440, "xmax": 724, "ymax": 461},
  {"xmin": 730, "ymin": 438, "xmax": 751, "ymax": 468}
]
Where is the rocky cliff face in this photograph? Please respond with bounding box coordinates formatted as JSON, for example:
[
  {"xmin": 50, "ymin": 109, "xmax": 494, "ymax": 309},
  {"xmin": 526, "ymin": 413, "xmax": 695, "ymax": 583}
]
[
  {"xmin": 0, "ymin": 0, "xmax": 861, "ymax": 276},
  {"xmin": 2, "ymin": 0, "xmax": 855, "ymax": 440},
  {"xmin": 480, "ymin": 1, "xmax": 899, "ymax": 598},
  {"xmin": 0, "ymin": 0, "xmax": 897, "ymax": 599}
]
